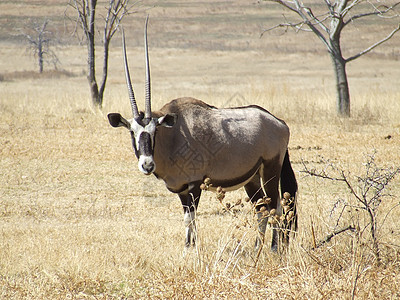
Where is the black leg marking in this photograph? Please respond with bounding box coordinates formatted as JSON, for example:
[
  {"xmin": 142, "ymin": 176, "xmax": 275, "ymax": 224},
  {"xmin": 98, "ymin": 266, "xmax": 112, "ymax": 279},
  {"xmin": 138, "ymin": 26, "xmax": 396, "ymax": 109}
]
[
  {"xmin": 179, "ymin": 181, "xmax": 202, "ymax": 248},
  {"xmin": 244, "ymin": 173, "xmax": 269, "ymax": 251},
  {"xmin": 260, "ymin": 158, "xmax": 282, "ymax": 252}
]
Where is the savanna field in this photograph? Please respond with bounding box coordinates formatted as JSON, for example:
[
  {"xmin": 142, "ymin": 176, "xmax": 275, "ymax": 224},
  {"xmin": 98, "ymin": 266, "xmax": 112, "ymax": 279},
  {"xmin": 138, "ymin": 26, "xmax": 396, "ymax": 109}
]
[{"xmin": 1, "ymin": 0, "xmax": 400, "ymax": 298}]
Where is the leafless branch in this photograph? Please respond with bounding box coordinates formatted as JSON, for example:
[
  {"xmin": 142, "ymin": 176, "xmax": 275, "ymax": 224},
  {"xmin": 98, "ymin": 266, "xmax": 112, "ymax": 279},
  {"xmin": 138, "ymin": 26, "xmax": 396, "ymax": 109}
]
[
  {"xmin": 103, "ymin": 0, "xmax": 131, "ymax": 41},
  {"xmin": 313, "ymin": 225, "xmax": 356, "ymax": 249},
  {"xmin": 265, "ymin": 0, "xmax": 335, "ymax": 57},
  {"xmin": 261, "ymin": 19, "xmax": 312, "ymax": 37},
  {"xmin": 69, "ymin": 0, "xmax": 89, "ymax": 37},
  {"xmin": 301, "ymin": 159, "xmax": 346, "ymax": 183},
  {"xmin": 269, "ymin": 0, "xmax": 299, "ymax": 14},
  {"xmin": 346, "ymin": 24, "xmax": 400, "ymax": 62},
  {"xmin": 345, "ymin": 2, "xmax": 400, "ymax": 25},
  {"xmin": 341, "ymin": 0, "xmax": 364, "ymax": 17},
  {"xmin": 380, "ymin": 202, "xmax": 400, "ymax": 230},
  {"xmin": 323, "ymin": 0, "xmax": 334, "ymax": 14}
]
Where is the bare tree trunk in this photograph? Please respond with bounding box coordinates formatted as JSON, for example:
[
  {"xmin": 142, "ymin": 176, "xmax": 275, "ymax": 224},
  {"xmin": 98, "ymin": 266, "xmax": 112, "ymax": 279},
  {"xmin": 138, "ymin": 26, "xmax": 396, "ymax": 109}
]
[
  {"xmin": 332, "ymin": 57, "xmax": 350, "ymax": 117},
  {"xmin": 38, "ymin": 41, "xmax": 44, "ymax": 73},
  {"xmin": 37, "ymin": 22, "xmax": 45, "ymax": 74},
  {"xmin": 329, "ymin": 12, "xmax": 350, "ymax": 117},
  {"xmin": 98, "ymin": 38, "xmax": 110, "ymax": 106},
  {"xmin": 87, "ymin": 35, "xmax": 100, "ymax": 107},
  {"xmin": 329, "ymin": 39, "xmax": 350, "ymax": 117},
  {"xmin": 86, "ymin": 0, "xmax": 101, "ymax": 108}
]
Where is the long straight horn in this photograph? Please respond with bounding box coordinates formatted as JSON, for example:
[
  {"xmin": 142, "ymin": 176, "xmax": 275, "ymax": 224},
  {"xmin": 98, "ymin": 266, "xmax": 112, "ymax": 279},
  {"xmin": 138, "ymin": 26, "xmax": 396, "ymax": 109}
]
[
  {"xmin": 144, "ymin": 15, "xmax": 151, "ymax": 119},
  {"xmin": 122, "ymin": 28, "xmax": 140, "ymax": 120}
]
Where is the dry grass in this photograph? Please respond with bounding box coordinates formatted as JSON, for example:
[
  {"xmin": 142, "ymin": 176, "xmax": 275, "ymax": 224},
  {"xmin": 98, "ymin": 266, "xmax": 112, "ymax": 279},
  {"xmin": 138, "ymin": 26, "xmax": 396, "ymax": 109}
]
[{"xmin": 1, "ymin": 0, "xmax": 400, "ymax": 298}]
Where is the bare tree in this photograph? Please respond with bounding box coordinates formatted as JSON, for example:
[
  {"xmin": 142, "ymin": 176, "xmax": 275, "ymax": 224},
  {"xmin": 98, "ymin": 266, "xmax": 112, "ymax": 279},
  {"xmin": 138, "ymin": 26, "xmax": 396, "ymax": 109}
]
[
  {"xmin": 67, "ymin": 0, "xmax": 133, "ymax": 108},
  {"xmin": 22, "ymin": 20, "xmax": 60, "ymax": 73},
  {"xmin": 263, "ymin": 0, "xmax": 400, "ymax": 117},
  {"xmin": 302, "ymin": 152, "xmax": 400, "ymax": 265}
]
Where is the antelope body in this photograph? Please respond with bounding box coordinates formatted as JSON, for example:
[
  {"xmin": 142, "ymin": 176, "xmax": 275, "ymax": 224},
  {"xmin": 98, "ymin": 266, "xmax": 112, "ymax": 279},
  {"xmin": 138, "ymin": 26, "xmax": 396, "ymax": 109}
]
[{"xmin": 108, "ymin": 17, "xmax": 298, "ymax": 250}]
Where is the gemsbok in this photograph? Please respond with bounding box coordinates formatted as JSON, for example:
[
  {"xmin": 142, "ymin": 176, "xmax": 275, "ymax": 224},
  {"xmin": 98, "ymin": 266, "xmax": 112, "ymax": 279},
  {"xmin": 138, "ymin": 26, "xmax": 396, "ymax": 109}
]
[{"xmin": 108, "ymin": 17, "xmax": 298, "ymax": 251}]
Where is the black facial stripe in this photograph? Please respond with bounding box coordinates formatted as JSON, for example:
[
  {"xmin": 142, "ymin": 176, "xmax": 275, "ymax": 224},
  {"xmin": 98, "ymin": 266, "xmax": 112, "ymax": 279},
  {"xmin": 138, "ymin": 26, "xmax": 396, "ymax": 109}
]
[
  {"xmin": 130, "ymin": 131, "xmax": 139, "ymax": 158},
  {"xmin": 138, "ymin": 132, "xmax": 153, "ymax": 156}
]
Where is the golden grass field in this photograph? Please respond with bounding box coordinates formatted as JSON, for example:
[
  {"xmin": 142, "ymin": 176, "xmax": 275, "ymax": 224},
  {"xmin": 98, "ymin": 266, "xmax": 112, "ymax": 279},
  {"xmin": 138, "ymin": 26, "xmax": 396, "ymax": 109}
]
[{"xmin": 1, "ymin": 0, "xmax": 400, "ymax": 298}]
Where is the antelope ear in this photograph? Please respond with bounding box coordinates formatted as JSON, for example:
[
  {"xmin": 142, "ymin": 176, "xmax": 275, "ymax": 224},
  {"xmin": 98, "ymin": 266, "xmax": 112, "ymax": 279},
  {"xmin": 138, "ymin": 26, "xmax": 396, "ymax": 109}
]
[
  {"xmin": 157, "ymin": 113, "xmax": 177, "ymax": 128},
  {"xmin": 108, "ymin": 113, "xmax": 130, "ymax": 129}
]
